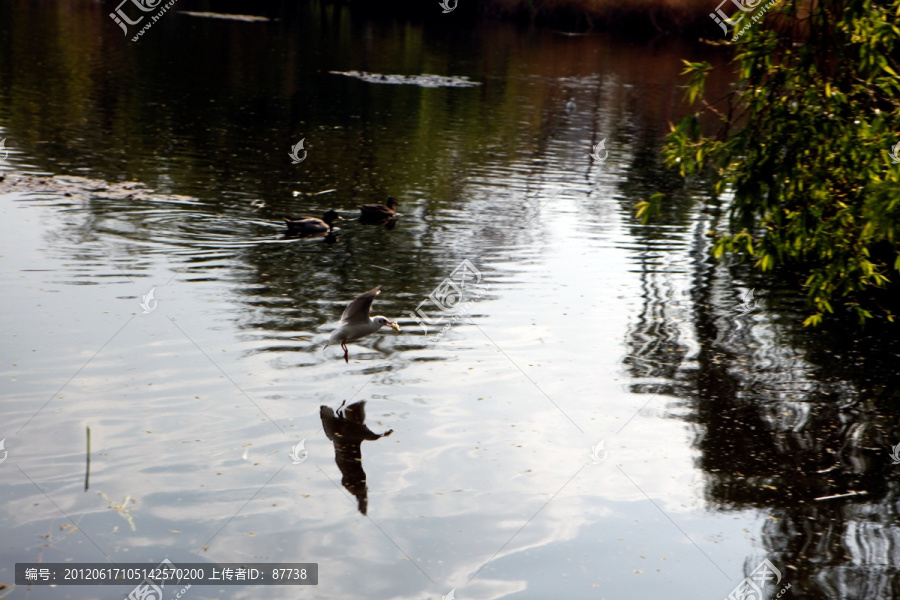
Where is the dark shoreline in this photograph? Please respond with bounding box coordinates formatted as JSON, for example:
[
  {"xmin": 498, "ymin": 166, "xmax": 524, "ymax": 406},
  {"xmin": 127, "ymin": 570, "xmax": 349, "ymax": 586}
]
[{"xmin": 322, "ymin": 0, "xmax": 719, "ymax": 37}]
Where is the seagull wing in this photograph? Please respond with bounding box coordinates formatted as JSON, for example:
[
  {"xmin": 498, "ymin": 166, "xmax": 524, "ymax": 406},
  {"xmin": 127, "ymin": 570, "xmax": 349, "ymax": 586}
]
[{"xmin": 341, "ymin": 286, "xmax": 381, "ymax": 323}]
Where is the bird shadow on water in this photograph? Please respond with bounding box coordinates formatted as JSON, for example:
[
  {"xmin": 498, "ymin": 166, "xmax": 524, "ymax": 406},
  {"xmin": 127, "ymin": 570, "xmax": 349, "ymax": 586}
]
[{"xmin": 319, "ymin": 400, "xmax": 393, "ymax": 515}]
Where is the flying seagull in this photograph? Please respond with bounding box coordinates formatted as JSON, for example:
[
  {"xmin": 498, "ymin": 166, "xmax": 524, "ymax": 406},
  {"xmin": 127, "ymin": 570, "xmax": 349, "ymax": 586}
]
[{"xmin": 325, "ymin": 286, "xmax": 400, "ymax": 362}]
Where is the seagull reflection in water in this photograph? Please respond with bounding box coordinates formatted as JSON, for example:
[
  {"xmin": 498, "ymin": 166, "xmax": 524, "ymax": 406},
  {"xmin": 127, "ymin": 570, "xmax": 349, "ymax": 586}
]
[{"xmin": 320, "ymin": 400, "xmax": 393, "ymax": 515}]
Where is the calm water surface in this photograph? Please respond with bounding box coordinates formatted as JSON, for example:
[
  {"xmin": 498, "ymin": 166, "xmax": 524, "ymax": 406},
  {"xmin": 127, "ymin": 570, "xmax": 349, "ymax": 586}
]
[{"xmin": 1, "ymin": 2, "xmax": 899, "ymax": 599}]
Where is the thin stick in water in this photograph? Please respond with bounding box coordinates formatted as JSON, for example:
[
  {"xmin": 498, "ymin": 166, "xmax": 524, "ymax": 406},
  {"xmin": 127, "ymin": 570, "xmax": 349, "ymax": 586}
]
[{"xmin": 84, "ymin": 426, "xmax": 91, "ymax": 491}]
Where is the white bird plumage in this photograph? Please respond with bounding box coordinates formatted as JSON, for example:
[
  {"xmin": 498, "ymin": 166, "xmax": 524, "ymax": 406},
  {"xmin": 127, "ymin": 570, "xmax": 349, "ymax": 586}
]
[{"xmin": 325, "ymin": 286, "xmax": 399, "ymax": 362}]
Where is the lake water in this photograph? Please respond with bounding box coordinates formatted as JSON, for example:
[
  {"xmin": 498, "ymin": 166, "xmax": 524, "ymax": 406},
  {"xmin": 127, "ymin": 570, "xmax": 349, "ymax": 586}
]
[{"xmin": 2, "ymin": 2, "xmax": 899, "ymax": 599}]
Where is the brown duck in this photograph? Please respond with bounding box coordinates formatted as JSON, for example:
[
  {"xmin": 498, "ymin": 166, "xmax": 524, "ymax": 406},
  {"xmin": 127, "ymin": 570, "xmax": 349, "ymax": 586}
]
[
  {"xmin": 283, "ymin": 209, "xmax": 343, "ymax": 234},
  {"xmin": 358, "ymin": 197, "xmax": 398, "ymax": 223}
]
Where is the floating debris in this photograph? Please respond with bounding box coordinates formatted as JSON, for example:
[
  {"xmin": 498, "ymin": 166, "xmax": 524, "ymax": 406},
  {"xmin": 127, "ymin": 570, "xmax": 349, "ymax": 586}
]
[
  {"xmin": 98, "ymin": 491, "xmax": 138, "ymax": 531},
  {"xmin": 84, "ymin": 426, "xmax": 91, "ymax": 492},
  {"xmin": 329, "ymin": 71, "xmax": 481, "ymax": 88},
  {"xmin": 814, "ymin": 490, "xmax": 868, "ymax": 501},
  {"xmin": 179, "ymin": 11, "xmax": 272, "ymax": 22},
  {"xmin": 0, "ymin": 173, "xmax": 202, "ymax": 205}
]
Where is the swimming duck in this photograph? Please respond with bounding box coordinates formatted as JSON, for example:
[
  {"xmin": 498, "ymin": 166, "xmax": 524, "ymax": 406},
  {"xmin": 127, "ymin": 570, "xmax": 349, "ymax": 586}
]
[
  {"xmin": 358, "ymin": 197, "xmax": 399, "ymax": 222},
  {"xmin": 283, "ymin": 209, "xmax": 342, "ymax": 234}
]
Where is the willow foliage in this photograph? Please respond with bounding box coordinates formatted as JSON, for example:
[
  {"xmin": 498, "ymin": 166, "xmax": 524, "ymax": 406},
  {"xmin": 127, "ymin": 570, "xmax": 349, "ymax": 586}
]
[{"xmin": 640, "ymin": 0, "xmax": 900, "ymax": 325}]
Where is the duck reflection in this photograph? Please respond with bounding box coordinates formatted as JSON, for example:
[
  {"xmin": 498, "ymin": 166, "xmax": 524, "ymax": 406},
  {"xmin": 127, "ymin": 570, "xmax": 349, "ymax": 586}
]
[
  {"xmin": 358, "ymin": 214, "xmax": 398, "ymax": 230},
  {"xmin": 282, "ymin": 230, "xmax": 340, "ymax": 244},
  {"xmin": 319, "ymin": 400, "xmax": 393, "ymax": 515}
]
